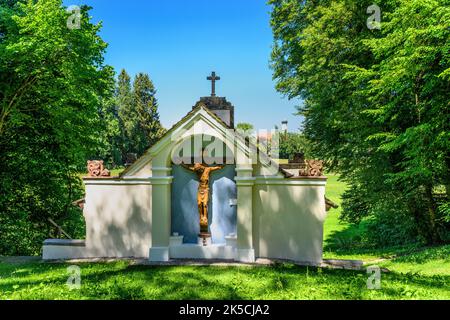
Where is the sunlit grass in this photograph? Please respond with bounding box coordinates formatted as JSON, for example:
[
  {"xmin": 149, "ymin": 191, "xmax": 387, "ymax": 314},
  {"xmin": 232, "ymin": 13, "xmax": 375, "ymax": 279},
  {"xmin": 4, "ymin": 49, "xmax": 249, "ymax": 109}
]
[
  {"xmin": 323, "ymin": 174, "xmax": 450, "ymax": 278},
  {"xmin": 1, "ymin": 172, "xmax": 448, "ymax": 300},
  {"xmin": 0, "ymin": 260, "xmax": 448, "ymax": 300}
]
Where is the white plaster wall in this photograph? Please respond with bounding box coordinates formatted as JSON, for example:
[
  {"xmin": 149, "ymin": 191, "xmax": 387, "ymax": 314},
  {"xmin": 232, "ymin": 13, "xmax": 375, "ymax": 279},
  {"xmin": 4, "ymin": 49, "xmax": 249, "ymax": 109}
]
[
  {"xmin": 130, "ymin": 165, "xmax": 152, "ymax": 177},
  {"xmin": 253, "ymin": 181, "xmax": 326, "ymax": 265},
  {"xmin": 83, "ymin": 182, "xmax": 152, "ymax": 258}
]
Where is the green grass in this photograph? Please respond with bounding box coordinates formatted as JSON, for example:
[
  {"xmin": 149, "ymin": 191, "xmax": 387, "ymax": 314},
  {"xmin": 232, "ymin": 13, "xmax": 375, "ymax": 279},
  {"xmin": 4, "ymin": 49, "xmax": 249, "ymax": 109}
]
[
  {"xmin": 109, "ymin": 168, "xmax": 124, "ymax": 176},
  {"xmin": 324, "ymin": 174, "xmax": 450, "ymax": 274},
  {"xmin": 323, "ymin": 173, "xmax": 379, "ymax": 260},
  {"xmin": 0, "ymin": 260, "xmax": 448, "ymax": 300},
  {"xmin": 323, "ymin": 175, "xmax": 401, "ymax": 261},
  {"xmin": 0, "ymin": 173, "xmax": 448, "ymax": 300}
]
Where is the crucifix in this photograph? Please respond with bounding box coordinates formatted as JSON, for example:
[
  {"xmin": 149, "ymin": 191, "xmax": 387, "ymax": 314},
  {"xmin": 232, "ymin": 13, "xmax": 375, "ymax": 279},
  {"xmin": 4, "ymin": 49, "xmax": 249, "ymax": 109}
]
[
  {"xmin": 181, "ymin": 149, "xmax": 224, "ymax": 246},
  {"xmin": 207, "ymin": 71, "xmax": 220, "ymax": 97}
]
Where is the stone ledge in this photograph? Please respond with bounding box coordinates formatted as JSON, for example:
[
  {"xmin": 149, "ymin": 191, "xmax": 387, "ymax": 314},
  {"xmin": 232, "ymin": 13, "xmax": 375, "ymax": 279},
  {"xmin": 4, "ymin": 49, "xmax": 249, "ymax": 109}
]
[
  {"xmin": 169, "ymin": 244, "xmax": 236, "ymax": 260},
  {"xmin": 39, "ymin": 257, "xmax": 365, "ymax": 270},
  {"xmin": 321, "ymin": 259, "xmax": 364, "ymax": 270},
  {"xmin": 43, "ymin": 239, "xmax": 85, "ymax": 247}
]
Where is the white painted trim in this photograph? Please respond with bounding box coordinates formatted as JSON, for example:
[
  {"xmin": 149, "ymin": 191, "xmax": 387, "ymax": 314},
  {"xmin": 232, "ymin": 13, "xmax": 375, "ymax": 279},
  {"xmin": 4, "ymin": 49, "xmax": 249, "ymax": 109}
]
[
  {"xmin": 235, "ymin": 177, "xmax": 256, "ymax": 186},
  {"xmin": 236, "ymin": 182, "xmax": 255, "ymax": 186},
  {"xmin": 83, "ymin": 176, "xmax": 174, "ymax": 186},
  {"xmin": 122, "ymin": 106, "xmax": 277, "ymax": 176},
  {"xmin": 255, "ymin": 175, "xmax": 284, "ymax": 180},
  {"xmin": 149, "ymin": 107, "xmax": 237, "ymax": 157},
  {"xmin": 148, "ymin": 176, "xmax": 173, "ymax": 185},
  {"xmin": 148, "ymin": 107, "xmax": 252, "ymax": 164},
  {"xmin": 255, "ymin": 178, "xmax": 327, "ymax": 186},
  {"xmin": 83, "ymin": 178, "xmax": 152, "ymax": 185},
  {"xmin": 122, "ymin": 175, "xmax": 151, "ymax": 180},
  {"xmin": 151, "ymin": 167, "xmax": 172, "ymax": 174}
]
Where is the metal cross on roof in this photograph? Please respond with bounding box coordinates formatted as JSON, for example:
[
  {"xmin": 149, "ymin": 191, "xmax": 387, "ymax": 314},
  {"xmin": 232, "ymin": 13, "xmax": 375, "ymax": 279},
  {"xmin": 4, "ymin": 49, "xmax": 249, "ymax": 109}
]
[{"xmin": 207, "ymin": 71, "xmax": 220, "ymax": 97}]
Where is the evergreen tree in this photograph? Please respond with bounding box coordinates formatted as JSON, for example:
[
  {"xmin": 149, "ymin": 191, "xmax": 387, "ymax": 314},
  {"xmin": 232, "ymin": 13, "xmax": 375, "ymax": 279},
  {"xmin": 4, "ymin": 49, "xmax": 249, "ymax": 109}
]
[
  {"xmin": 117, "ymin": 69, "xmax": 136, "ymax": 158},
  {"xmin": 133, "ymin": 72, "xmax": 164, "ymax": 155},
  {"xmin": 97, "ymin": 93, "xmax": 122, "ymax": 166},
  {"xmin": 116, "ymin": 70, "xmax": 164, "ymax": 157}
]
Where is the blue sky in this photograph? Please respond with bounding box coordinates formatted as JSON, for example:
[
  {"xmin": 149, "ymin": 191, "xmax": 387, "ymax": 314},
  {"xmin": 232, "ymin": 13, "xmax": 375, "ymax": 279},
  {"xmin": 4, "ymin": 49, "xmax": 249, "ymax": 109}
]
[{"xmin": 66, "ymin": 0, "xmax": 302, "ymax": 131}]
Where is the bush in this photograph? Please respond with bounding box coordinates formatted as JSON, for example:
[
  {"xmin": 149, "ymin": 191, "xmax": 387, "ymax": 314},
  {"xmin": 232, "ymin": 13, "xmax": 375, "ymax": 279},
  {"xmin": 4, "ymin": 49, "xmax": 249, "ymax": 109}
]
[
  {"xmin": 365, "ymin": 210, "xmax": 419, "ymax": 248},
  {"xmin": 341, "ymin": 185, "xmax": 423, "ymax": 247}
]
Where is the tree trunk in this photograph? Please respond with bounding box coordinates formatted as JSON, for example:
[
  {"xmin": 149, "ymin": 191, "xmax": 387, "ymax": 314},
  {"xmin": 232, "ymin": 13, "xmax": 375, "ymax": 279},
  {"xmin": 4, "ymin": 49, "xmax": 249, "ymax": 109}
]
[
  {"xmin": 445, "ymin": 152, "xmax": 450, "ymax": 199},
  {"xmin": 409, "ymin": 185, "xmax": 440, "ymax": 245},
  {"xmin": 424, "ymin": 184, "xmax": 439, "ymax": 244}
]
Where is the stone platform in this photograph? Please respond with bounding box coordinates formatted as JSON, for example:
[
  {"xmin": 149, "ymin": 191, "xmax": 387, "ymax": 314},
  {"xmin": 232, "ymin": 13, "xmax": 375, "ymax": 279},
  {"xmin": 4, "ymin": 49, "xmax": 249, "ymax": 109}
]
[
  {"xmin": 43, "ymin": 257, "xmax": 364, "ymax": 270},
  {"xmin": 169, "ymin": 244, "xmax": 236, "ymax": 260}
]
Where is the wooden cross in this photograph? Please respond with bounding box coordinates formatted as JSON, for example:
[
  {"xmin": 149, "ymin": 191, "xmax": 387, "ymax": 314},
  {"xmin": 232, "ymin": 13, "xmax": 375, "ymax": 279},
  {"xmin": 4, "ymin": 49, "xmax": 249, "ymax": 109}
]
[{"xmin": 207, "ymin": 71, "xmax": 220, "ymax": 97}]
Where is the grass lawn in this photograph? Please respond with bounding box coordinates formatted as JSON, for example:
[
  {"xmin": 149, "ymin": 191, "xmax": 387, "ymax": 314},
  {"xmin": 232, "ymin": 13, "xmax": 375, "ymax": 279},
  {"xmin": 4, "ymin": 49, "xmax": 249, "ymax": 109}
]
[
  {"xmin": 0, "ymin": 173, "xmax": 448, "ymax": 300},
  {"xmin": 0, "ymin": 259, "xmax": 448, "ymax": 300}
]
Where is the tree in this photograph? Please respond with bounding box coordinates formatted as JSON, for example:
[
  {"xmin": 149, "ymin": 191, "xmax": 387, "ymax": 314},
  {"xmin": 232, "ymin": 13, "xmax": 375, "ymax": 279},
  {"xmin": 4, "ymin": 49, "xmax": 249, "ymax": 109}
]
[
  {"xmin": 236, "ymin": 122, "xmax": 254, "ymax": 134},
  {"xmin": 96, "ymin": 94, "xmax": 122, "ymax": 166},
  {"xmin": 270, "ymin": 0, "xmax": 449, "ymax": 245},
  {"xmin": 356, "ymin": 0, "xmax": 450, "ymax": 244},
  {"xmin": 116, "ymin": 71, "xmax": 164, "ymax": 157},
  {"xmin": 133, "ymin": 72, "xmax": 164, "ymax": 154},
  {"xmin": 278, "ymin": 132, "xmax": 311, "ymax": 160},
  {"xmin": 0, "ymin": 0, "xmax": 114, "ymax": 254},
  {"xmin": 117, "ymin": 69, "xmax": 136, "ymax": 159}
]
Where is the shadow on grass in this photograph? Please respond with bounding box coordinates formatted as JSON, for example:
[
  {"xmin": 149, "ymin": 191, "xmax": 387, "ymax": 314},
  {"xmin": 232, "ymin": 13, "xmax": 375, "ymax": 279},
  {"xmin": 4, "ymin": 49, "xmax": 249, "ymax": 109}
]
[
  {"xmin": 323, "ymin": 220, "xmax": 383, "ymax": 257},
  {"xmin": 323, "ymin": 221, "xmax": 428, "ymax": 260},
  {"xmin": 1, "ymin": 261, "xmax": 449, "ymax": 300}
]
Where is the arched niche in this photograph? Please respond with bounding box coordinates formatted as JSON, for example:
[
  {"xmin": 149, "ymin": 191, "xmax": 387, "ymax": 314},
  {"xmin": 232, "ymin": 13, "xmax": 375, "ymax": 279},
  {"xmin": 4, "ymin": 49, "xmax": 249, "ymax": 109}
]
[{"xmin": 170, "ymin": 134, "xmax": 237, "ymax": 244}]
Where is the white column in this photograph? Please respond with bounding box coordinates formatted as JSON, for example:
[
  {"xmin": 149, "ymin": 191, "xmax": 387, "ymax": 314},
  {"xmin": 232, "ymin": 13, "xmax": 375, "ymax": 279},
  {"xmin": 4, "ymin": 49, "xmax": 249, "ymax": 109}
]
[
  {"xmin": 235, "ymin": 166, "xmax": 255, "ymax": 262},
  {"xmin": 149, "ymin": 167, "xmax": 173, "ymax": 262}
]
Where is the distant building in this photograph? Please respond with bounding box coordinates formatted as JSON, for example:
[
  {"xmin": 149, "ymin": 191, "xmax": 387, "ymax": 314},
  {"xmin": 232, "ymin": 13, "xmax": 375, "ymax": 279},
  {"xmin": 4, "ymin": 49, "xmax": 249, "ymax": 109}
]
[{"xmin": 281, "ymin": 120, "xmax": 288, "ymax": 133}]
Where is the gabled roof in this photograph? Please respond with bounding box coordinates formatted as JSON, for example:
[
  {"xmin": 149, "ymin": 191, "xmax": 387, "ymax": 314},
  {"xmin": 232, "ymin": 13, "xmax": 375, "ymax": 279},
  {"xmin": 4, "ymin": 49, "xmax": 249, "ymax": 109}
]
[
  {"xmin": 120, "ymin": 104, "xmax": 230, "ymax": 177},
  {"xmin": 120, "ymin": 104, "xmax": 292, "ymax": 178}
]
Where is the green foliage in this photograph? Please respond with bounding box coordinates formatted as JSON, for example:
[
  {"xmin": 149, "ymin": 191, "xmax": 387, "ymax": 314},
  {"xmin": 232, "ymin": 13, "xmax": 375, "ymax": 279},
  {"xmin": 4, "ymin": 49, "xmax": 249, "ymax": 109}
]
[
  {"xmin": 133, "ymin": 73, "xmax": 165, "ymax": 153},
  {"xmin": 278, "ymin": 131, "xmax": 311, "ymax": 160},
  {"xmin": 94, "ymin": 69, "xmax": 166, "ymax": 167},
  {"xmin": 116, "ymin": 70, "xmax": 164, "ymax": 158},
  {"xmin": 0, "ymin": 0, "xmax": 112, "ymax": 255},
  {"xmin": 364, "ymin": 203, "xmax": 419, "ymax": 247},
  {"xmin": 117, "ymin": 69, "xmax": 136, "ymax": 160},
  {"xmin": 0, "ymin": 250, "xmax": 449, "ymax": 299},
  {"xmin": 1, "ymin": 172, "xmax": 448, "ymax": 300},
  {"xmin": 270, "ymin": 0, "xmax": 450, "ymax": 245},
  {"xmin": 96, "ymin": 94, "xmax": 123, "ymax": 166},
  {"xmin": 0, "ymin": 1, "xmax": 164, "ymax": 255},
  {"xmin": 236, "ymin": 122, "xmax": 254, "ymax": 134}
]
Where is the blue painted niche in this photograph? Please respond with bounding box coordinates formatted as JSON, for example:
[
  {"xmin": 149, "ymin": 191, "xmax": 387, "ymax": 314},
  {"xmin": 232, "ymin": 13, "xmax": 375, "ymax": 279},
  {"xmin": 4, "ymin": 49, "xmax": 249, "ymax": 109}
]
[{"xmin": 171, "ymin": 164, "xmax": 237, "ymax": 244}]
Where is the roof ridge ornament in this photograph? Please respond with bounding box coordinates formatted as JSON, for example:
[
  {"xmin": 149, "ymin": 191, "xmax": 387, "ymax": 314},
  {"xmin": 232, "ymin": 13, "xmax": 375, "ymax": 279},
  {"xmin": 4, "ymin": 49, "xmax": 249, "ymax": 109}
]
[{"xmin": 207, "ymin": 71, "xmax": 220, "ymax": 97}]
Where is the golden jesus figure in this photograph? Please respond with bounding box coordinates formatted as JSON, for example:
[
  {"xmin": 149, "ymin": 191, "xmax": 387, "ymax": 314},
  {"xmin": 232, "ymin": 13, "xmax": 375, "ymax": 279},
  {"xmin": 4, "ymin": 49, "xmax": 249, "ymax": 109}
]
[{"xmin": 182, "ymin": 162, "xmax": 224, "ymax": 238}]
